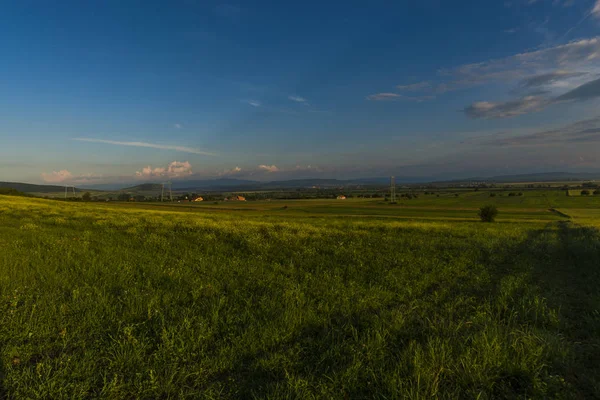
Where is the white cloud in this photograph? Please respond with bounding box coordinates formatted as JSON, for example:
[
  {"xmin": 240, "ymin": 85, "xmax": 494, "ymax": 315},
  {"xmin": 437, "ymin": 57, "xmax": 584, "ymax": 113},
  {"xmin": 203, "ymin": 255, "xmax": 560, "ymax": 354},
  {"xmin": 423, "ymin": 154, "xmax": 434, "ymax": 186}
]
[
  {"xmin": 288, "ymin": 95, "xmax": 308, "ymax": 103},
  {"xmin": 518, "ymin": 70, "xmax": 588, "ymax": 88},
  {"xmin": 593, "ymin": 0, "xmax": 600, "ymax": 18},
  {"xmin": 73, "ymin": 138, "xmax": 216, "ymax": 156},
  {"xmin": 135, "ymin": 161, "xmax": 193, "ymax": 179},
  {"xmin": 366, "ymin": 93, "xmax": 401, "ymax": 101},
  {"xmin": 487, "ymin": 116, "xmax": 600, "ymax": 146},
  {"xmin": 464, "ymin": 96, "xmax": 548, "ymax": 119},
  {"xmin": 456, "ymin": 37, "xmax": 600, "ymax": 118},
  {"xmin": 174, "ymin": 123, "xmax": 182, "ymax": 129},
  {"xmin": 245, "ymin": 100, "xmax": 261, "ymax": 107},
  {"xmin": 258, "ymin": 164, "xmax": 279, "ymax": 172},
  {"xmin": 373, "ymin": 37, "xmax": 600, "ymax": 111},
  {"xmin": 556, "ymin": 76, "xmax": 600, "ymax": 101},
  {"xmin": 440, "ymin": 37, "xmax": 600, "ymax": 89},
  {"xmin": 366, "ymin": 92, "xmax": 434, "ymax": 102},
  {"xmin": 41, "ymin": 170, "xmax": 73, "ymax": 183},
  {"xmin": 466, "ymin": 76, "xmax": 600, "ymax": 118}
]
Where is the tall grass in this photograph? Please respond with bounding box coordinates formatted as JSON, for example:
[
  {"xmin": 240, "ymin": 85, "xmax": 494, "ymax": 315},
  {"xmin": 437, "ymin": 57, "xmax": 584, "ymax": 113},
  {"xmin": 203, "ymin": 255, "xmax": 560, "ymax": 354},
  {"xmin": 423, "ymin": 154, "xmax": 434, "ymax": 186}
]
[{"xmin": 0, "ymin": 196, "xmax": 598, "ymax": 398}]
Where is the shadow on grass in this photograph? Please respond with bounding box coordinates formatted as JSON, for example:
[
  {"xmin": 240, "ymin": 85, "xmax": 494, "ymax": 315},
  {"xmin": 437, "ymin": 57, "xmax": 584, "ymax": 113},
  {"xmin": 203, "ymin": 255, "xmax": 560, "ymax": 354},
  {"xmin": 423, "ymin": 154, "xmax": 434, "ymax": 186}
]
[
  {"xmin": 528, "ymin": 222, "xmax": 600, "ymax": 396},
  {"xmin": 206, "ymin": 221, "xmax": 600, "ymax": 398},
  {"xmin": 0, "ymin": 360, "xmax": 5, "ymax": 399}
]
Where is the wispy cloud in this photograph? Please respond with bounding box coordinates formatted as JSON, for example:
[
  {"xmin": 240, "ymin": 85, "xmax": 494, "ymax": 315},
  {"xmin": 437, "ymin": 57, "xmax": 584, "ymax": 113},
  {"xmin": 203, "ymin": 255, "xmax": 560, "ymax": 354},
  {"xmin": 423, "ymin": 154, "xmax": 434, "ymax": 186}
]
[
  {"xmin": 366, "ymin": 93, "xmax": 401, "ymax": 101},
  {"xmin": 465, "ymin": 76, "xmax": 600, "ymax": 118},
  {"xmin": 439, "ymin": 37, "xmax": 600, "ymax": 90},
  {"xmin": 73, "ymin": 138, "xmax": 216, "ymax": 156},
  {"xmin": 288, "ymin": 95, "xmax": 308, "ymax": 103},
  {"xmin": 396, "ymin": 82, "xmax": 431, "ymax": 91},
  {"xmin": 593, "ymin": 0, "xmax": 600, "ymax": 18},
  {"xmin": 556, "ymin": 76, "xmax": 600, "ymax": 101},
  {"xmin": 487, "ymin": 116, "xmax": 600, "ymax": 146},
  {"xmin": 464, "ymin": 96, "xmax": 549, "ymax": 119},
  {"xmin": 372, "ymin": 38, "xmax": 600, "ymax": 103},
  {"xmin": 504, "ymin": 28, "xmax": 519, "ymax": 34},
  {"xmin": 174, "ymin": 123, "xmax": 182, "ymax": 129},
  {"xmin": 366, "ymin": 92, "xmax": 434, "ymax": 102},
  {"xmin": 243, "ymin": 99, "xmax": 262, "ymax": 107},
  {"xmin": 518, "ymin": 70, "xmax": 588, "ymax": 88}
]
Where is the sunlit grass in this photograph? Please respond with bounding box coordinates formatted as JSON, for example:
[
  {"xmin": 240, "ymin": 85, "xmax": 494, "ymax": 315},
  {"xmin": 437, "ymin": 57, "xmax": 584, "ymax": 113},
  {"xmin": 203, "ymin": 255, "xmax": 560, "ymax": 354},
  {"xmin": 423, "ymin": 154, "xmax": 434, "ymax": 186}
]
[{"xmin": 0, "ymin": 195, "xmax": 598, "ymax": 398}]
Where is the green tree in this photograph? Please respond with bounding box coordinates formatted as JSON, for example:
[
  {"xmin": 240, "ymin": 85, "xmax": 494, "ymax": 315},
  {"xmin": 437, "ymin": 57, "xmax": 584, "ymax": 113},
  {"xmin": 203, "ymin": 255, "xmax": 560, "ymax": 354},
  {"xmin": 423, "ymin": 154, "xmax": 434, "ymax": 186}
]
[
  {"xmin": 82, "ymin": 192, "xmax": 92, "ymax": 202},
  {"xmin": 478, "ymin": 205, "xmax": 498, "ymax": 222}
]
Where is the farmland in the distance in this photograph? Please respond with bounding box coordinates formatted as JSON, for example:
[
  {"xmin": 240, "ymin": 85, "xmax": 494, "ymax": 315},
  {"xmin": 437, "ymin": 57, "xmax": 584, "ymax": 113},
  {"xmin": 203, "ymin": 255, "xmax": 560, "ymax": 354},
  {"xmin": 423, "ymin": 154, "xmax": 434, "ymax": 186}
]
[{"xmin": 0, "ymin": 192, "xmax": 599, "ymax": 398}]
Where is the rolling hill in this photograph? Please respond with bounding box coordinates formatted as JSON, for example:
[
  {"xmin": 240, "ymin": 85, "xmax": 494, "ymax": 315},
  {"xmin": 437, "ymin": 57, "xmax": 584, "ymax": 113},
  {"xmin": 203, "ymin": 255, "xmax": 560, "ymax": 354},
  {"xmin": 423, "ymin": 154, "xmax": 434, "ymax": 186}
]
[{"xmin": 0, "ymin": 181, "xmax": 80, "ymax": 193}]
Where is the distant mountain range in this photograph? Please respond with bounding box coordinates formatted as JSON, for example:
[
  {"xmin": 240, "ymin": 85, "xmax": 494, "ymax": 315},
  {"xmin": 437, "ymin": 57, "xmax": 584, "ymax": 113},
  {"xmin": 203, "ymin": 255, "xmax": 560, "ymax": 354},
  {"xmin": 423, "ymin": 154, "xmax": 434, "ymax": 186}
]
[
  {"xmin": 437, "ymin": 172, "xmax": 600, "ymax": 184},
  {"xmin": 2, "ymin": 172, "xmax": 599, "ymax": 195}
]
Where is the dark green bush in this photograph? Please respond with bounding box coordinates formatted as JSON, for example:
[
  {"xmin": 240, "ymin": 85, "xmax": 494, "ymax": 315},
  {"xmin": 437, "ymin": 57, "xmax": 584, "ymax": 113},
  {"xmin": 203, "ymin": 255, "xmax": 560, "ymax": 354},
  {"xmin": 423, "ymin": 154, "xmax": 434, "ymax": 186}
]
[{"xmin": 479, "ymin": 205, "xmax": 498, "ymax": 222}]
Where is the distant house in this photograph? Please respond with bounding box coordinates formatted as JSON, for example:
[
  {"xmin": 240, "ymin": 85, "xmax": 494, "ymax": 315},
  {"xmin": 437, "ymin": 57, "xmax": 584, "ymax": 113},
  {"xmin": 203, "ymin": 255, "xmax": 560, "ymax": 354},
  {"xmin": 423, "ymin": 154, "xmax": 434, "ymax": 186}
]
[
  {"xmin": 194, "ymin": 197, "xmax": 204, "ymax": 202},
  {"xmin": 235, "ymin": 195, "xmax": 246, "ymax": 201},
  {"xmin": 337, "ymin": 195, "xmax": 346, "ymax": 200}
]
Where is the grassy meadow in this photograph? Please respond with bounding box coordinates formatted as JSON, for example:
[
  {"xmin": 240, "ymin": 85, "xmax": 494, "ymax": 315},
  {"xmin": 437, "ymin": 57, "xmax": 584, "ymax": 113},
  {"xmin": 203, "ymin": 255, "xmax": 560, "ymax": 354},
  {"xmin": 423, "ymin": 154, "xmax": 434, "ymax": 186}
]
[{"xmin": 1, "ymin": 193, "xmax": 599, "ymax": 398}]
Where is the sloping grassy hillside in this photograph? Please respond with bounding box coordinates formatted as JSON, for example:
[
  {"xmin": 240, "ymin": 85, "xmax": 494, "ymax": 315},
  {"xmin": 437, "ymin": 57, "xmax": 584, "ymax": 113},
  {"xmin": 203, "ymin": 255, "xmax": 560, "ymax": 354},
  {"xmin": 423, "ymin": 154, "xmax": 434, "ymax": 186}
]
[{"xmin": 0, "ymin": 196, "xmax": 598, "ymax": 398}]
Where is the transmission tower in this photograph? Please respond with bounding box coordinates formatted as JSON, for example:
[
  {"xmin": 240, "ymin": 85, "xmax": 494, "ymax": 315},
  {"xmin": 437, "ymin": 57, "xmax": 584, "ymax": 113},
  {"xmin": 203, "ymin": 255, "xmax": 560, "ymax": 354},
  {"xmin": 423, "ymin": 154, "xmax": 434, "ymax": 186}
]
[
  {"xmin": 64, "ymin": 185, "xmax": 76, "ymax": 199},
  {"xmin": 161, "ymin": 181, "xmax": 173, "ymax": 202},
  {"xmin": 390, "ymin": 176, "xmax": 396, "ymax": 203}
]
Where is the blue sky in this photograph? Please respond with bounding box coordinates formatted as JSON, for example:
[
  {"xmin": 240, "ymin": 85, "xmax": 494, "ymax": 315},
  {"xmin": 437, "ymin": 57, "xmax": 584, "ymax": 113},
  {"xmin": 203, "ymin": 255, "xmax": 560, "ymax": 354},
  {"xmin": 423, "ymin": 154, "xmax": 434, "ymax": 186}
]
[{"xmin": 2, "ymin": 0, "xmax": 600, "ymax": 184}]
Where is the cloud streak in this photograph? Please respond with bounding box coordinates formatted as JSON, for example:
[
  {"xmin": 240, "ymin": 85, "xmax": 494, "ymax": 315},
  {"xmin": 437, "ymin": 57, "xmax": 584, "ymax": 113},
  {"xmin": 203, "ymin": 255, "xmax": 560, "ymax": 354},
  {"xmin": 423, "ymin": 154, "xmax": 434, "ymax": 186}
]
[
  {"xmin": 73, "ymin": 138, "xmax": 216, "ymax": 156},
  {"xmin": 464, "ymin": 96, "xmax": 549, "ymax": 119},
  {"xmin": 440, "ymin": 37, "xmax": 600, "ymax": 89},
  {"xmin": 366, "ymin": 93, "xmax": 401, "ymax": 101},
  {"xmin": 366, "ymin": 93, "xmax": 435, "ymax": 102},
  {"xmin": 486, "ymin": 116, "xmax": 600, "ymax": 146},
  {"xmin": 593, "ymin": 0, "xmax": 600, "ymax": 18},
  {"xmin": 288, "ymin": 95, "xmax": 308, "ymax": 103},
  {"xmin": 465, "ymin": 76, "xmax": 600, "ymax": 118},
  {"xmin": 519, "ymin": 70, "xmax": 588, "ymax": 88},
  {"xmin": 396, "ymin": 82, "xmax": 431, "ymax": 91}
]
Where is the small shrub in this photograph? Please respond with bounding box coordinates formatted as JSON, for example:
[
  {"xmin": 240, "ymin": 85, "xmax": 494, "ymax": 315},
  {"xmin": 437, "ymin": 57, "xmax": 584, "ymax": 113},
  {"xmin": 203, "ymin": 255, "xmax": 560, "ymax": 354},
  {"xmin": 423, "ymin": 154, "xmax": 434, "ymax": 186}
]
[
  {"xmin": 478, "ymin": 205, "xmax": 498, "ymax": 222},
  {"xmin": 594, "ymin": 190, "xmax": 600, "ymax": 195},
  {"xmin": 489, "ymin": 193, "xmax": 496, "ymax": 197},
  {"xmin": 581, "ymin": 190, "xmax": 590, "ymax": 196}
]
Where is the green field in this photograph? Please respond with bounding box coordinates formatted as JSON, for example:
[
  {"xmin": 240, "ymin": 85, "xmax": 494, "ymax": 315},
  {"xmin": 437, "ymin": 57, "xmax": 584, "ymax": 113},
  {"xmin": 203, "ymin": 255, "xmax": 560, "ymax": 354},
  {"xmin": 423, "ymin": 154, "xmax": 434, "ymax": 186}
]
[{"xmin": 1, "ymin": 194, "xmax": 599, "ymax": 398}]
